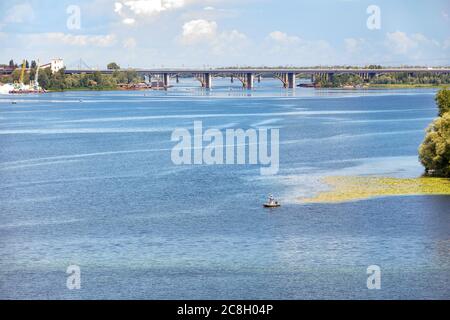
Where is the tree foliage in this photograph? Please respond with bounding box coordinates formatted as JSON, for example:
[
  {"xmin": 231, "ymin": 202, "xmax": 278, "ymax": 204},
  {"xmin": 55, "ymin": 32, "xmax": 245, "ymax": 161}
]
[
  {"xmin": 435, "ymin": 88, "xmax": 450, "ymax": 116},
  {"xmin": 419, "ymin": 89, "xmax": 450, "ymax": 177},
  {"xmin": 313, "ymin": 72, "xmax": 450, "ymax": 87},
  {"xmin": 107, "ymin": 62, "xmax": 120, "ymax": 70},
  {"xmin": 33, "ymin": 68, "xmax": 142, "ymax": 90}
]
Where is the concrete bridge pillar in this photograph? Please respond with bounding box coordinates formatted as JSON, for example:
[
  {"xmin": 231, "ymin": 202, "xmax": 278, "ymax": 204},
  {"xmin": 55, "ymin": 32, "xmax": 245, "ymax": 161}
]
[
  {"xmin": 201, "ymin": 74, "xmax": 206, "ymax": 87},
  {"xmin": 231, "ymin": 75, "xmax": 234, "ymax": 83},
  {"xmin": 246, "ymin": 73, "xmax": 254, "ymax": 89},
  {"xmin": 327, "ymin": 73, "xmax": 334, "ymax": 82},
  {"xmin": 163, "ymin": 73, "xmax": 170, "ymax": 87},
  {"xmin": 176, "ymin": 75, "xmax": 179, "ymax": 83},
  {"xmin": 204, "ymin": 73, "xmax": 212, "ymax": 89},
  {"xmin": 288, "ymin": 72, "xmax": 296, "ymax": 88},
  {"xmin": 257, "ymin": 75, "xmax": 261, "ymax": 83}
]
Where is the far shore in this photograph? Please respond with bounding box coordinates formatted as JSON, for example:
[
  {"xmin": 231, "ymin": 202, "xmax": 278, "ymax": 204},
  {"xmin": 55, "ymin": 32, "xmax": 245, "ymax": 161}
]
[
  {"xmin": 2, "ymin": 82, "xmax": 448, "ymax": 93},
  {"xmin": 39, "ymin": 84, "xmax": 450, "ymax": 92}
]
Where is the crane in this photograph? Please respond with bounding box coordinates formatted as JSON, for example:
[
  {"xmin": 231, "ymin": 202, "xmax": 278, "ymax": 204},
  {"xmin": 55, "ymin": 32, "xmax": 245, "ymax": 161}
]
[
  {"xmin": 34, "ymin": 59, "xmax": 40, "ymax": 89},
  {"xmin": 19, "ymin": 60, "xmax": 26, "ymax": 84}
]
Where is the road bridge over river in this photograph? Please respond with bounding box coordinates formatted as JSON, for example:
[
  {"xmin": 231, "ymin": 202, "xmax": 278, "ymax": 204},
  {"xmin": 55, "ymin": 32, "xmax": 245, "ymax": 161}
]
[{"xmin": 64, "ymin": 67, "xmax": 450, "ymax": 89}]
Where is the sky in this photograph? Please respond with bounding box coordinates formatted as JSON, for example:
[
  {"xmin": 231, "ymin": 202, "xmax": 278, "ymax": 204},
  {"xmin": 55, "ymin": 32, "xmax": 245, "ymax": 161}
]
[{"xmin": 0, "ymin": 0, "xmax": 449, "ymax": 68}]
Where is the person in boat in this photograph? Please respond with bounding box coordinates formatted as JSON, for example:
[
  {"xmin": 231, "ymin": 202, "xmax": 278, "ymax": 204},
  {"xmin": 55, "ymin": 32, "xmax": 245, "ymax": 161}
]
[{"xmin": 264, "ymin": 194, "xmax": 280, "ymax": 207}]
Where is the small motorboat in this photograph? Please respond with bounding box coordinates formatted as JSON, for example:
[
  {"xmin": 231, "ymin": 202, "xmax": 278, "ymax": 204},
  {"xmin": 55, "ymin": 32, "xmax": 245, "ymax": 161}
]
[{"xmin": 263, "ymin": 194, "xmax": 281, "ymax": 208}]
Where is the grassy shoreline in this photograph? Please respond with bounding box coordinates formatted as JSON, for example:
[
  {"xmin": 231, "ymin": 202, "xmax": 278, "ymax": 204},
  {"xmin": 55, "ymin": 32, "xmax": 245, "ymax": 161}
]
[{"xmin": 299, "ymin": 176, "xmax": 450, "ymax": 204}]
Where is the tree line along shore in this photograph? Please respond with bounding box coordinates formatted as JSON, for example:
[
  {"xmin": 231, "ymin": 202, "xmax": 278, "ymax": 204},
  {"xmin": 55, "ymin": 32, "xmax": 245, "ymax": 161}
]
[{"xmin": 1, "ymin": 60, "xmax": 450, "ymax": 91}]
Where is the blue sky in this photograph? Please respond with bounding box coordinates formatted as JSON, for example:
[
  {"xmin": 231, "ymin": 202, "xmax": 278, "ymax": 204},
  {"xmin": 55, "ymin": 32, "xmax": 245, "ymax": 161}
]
[{"xmin": 1, "ymin": 0, "xmax": 449, "ymax": 67}]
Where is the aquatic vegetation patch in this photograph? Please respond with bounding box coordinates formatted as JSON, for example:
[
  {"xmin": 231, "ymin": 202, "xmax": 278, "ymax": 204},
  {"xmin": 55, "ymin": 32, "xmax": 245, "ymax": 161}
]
[{"xmin": 300, "ymin": 176, "xmax": 450, "ymax": 203}]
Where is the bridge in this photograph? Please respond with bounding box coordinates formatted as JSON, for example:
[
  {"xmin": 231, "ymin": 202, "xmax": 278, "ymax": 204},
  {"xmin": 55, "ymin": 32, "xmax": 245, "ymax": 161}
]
[{"xmin": 64, "ymin": 67, "xmax": 450, "ymax": 89}]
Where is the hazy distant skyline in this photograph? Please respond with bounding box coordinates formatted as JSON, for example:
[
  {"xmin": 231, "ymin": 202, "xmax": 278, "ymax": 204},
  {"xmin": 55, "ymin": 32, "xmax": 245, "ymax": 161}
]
[{"xmin": 1, "ymin": 0, "xmax": 449, "ymax": 68}]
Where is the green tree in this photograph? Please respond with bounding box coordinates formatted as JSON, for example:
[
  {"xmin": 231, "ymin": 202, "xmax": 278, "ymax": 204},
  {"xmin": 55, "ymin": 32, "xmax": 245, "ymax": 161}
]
[
  {"xmin": 419, "ymin": 113, "xmax": 450, "ymax": 177},
  {"xmin": 92, "ymin": 71, "xmax": 103, "ymax": 86},
  {"xmin": 113, "ymin": 71, "xmax": 128, "ymax": 84},
  {"xmin": 125, "ymin": 70, "xmax": 138, "ymax": 84},
  {"xmin": 419, "ymin": 89, "xmax": 450, "ymax": 177},
  {"xmin": 11, "ymin": 69, "xmax": 21, "ymax": 82},
  {"xmin": 107, "ymin": 62, "xmax": 120, "ymax": 70},
  {"xmin": 435, "ymin": 88, "xmax": 450, "ymax": 116},
  {"xmin": 38, "ymin": 71, "xmax": 50, "ymax": 89}
]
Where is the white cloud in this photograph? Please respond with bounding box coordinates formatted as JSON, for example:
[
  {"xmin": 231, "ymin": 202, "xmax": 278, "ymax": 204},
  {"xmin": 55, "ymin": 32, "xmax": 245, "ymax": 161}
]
[
  {"xmin": 386, "ymin": 31, "xmax": 419, "ymax": 54},
  {"xmin": 178, "ymin": 19, "xmax": 248, "ymax": 60},
  {"xmin": 21, "ymin": 33, "xmax": 117, "ymax": 47},
  {"xmin": 114, "ymin": 0, "xmax": 187, "ymax": 24},
  {"xmin": 385, "ymin": 31, "xmax": 442, "ymax": 57},
  {"xmin": 114, "ymin": 1, "xmax": 236, "ymax": 25},
  {"xmin": 268, "ymin": 31, "xmax": 300, "ymax": 45},
  {"xmin": 123, "ymin": 18, "xmax": 136, "ymax": 24},
  {"xmin": 181, "ymin": 19, "xmax": 217, "ymax": 44},
  {"xmin": 114, "ymin": 2, "xmax": 124, "ymax": 13},
  {"xmin": 128, "ymin": 0, "xmax": 184, "ymax": 15},
  {"xmin": 3, "ymin": 3, "xmax": 35, "ymax": 24},
  {"xmin": 211, "ymin": 29, "xmax": 247, "ymax": 55}
]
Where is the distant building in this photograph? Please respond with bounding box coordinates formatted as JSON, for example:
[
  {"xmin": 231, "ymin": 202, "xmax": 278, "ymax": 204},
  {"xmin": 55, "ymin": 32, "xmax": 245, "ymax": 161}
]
[
  {"xmin": 41, "ymin": 58, "xmax": 65, "ymax": 74},
  {"xmin": 0, "ymin": 65, "xmax": 15, "ymax": 76}
]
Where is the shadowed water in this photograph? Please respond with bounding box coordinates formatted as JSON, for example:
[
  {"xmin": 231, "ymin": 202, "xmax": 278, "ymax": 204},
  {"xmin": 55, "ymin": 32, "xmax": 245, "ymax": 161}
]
[{"xmin": 0, "ymin": 79, "xmax": 449, "ymax": 299}]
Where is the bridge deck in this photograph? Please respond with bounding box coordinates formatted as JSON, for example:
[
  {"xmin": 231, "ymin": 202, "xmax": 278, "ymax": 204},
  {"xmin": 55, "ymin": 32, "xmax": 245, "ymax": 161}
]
[{"xmin": 64, "ymin": 68, "xmax": 450, "ymax": 75}]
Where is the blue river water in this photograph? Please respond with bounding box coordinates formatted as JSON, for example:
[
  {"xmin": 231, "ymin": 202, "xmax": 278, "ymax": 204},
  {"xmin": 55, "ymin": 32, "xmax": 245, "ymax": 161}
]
[{"xmin": 0, "ymin": 79, "xmax": 449, "ymax": 299}]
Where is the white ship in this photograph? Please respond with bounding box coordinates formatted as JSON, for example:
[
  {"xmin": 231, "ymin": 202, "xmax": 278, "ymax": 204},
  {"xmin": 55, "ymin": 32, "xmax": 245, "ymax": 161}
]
[
  {"xmin": 2, "ymin": 59, "xmax": 46, "ymax": 95},
  {"xmin": 0, "ymin": 83, "xmax": 15, "ymax": 95}
]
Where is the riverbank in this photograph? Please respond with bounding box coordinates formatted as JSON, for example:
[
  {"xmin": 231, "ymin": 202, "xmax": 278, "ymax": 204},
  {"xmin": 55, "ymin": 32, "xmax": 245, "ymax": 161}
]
[
  {"xmin": 368, "ymin": 84, "xmax": 450, "ymax": 89},
  {"xmin": 47, "ymin": 83, "xmax": 450, "ymax": 91},
  {"xmin": 314, "ymin": 84, "xmax": 449, "ymax": 89},
  {"xmin": 46, "ymin": 86, "xmax": 164, "ymax": 92},
  {"xmin": 46, "ymin": 86, "xmax": 118, "ymax": 92}
]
